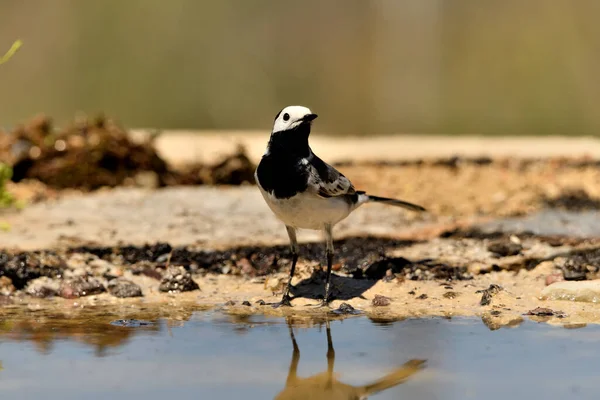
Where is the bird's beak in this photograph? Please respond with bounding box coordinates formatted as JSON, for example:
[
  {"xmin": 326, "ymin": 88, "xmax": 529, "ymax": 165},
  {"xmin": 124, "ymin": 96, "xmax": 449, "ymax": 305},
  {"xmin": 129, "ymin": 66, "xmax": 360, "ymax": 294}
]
[{"xmin": 301, "ymin": 113, "xmax": 318, "ymax": 122}]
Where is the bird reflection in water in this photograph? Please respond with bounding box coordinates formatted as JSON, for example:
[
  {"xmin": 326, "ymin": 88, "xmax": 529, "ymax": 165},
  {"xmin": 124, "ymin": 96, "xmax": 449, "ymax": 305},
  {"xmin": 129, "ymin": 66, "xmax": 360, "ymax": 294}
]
[{"xmin": 274, "ymin": 319, "xmax": 425, "ymax": 399}]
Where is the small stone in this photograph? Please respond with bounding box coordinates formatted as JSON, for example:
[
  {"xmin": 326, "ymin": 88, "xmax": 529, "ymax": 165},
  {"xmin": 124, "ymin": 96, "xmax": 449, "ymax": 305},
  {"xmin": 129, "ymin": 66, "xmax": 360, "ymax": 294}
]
[
  {"xmin": 89, "ymin": 258, "xmax": 123, "ymax": 279},
  {"xmin": 255, "ymin": 299, "xmax": 266, "ymax": 305},
  {"xmin": 237, "ymin": 258, "xmax": 254, "ymax": 276},
  {"xmin": 242, "ymin": 300, "xmax": 251, "ymax": 306},
  {"xmin": 221, "ymin": 265, "xmax": 231, "ymax": 274},
  {"xmin": 563, "ymin": 268, "xmax": 587, "ymax": 281},
  {"xmin": 372, "ymin": 294, "xmax": 391, "ymax": 307},
  {"xmin": 159, "ymin": 266, "xmax": 199, "ymax": 293},
  {"xmin": 509, "ymin": 235, "xmax": 521, "ymax": 245},
  {"xmin": 224, "ymin": 300, "xmax": 236, "ymax": 306},
  {"xmin": 107, "ymin": 279, "xmax": 143, "ymax": 298},
  {"xmin": 382, "ymin": 269, "xmax": 395, "ymax": 282},
  {"xmin": 59, "ymin": 276, "xmax": 105, "ymax": 299},
  {"xmin": 89, "ymin": 258, "xmax": 113, "ymax": 273},
  {"xmin": 156, "ymin": 253, "xmax": 172, "ymax": 263},
  {"xmin": 417, "ymin": 294, "xmax": 428, "ymax": 300},
  {"xmin": 443, "ymin": 291, "xmax": 459, "ymax": 299},
  {"xmin": 3, "ymin": 252, "xmax": 61, "ymax": 289},
  {"xmin": 477, "ymin": 284, "xmax": 503, "ymax": 306},
  {"xmin": 0, "ymin": 276, "xmax": 16, "ymax": 296},
  {"xmin": 331, "ymin": 303, "xmax": 360, "ymax": 315},
  {"xmin": 487, "ymin": 240, "xmax": 522, "ymax": 257},
  {"xmin": 65, "ymin": 253, "xmax": 88, "ymax": 270},
  {"xmin": 25, "ymin": 276, "xmax": 60, "ymax": 298},
  {"xmin": 525, "ymin": 307, "xmax": 561, "ymax": 317},
  {"xmin": 541, "ymin": 280, "xmax": 600, "ymax": 303}
]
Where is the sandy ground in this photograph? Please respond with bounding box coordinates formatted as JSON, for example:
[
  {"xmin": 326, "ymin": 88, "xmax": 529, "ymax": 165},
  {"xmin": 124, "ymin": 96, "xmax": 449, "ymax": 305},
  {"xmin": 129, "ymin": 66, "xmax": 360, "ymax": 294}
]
[
  {"xmin": 0, "ymin": 186, "xmax": 442, "ymax": 251},
  {"xmin": 139, "ymin": 131, "xmax": 600, "ymax": 165},
  {"xmin": 2, "ymin": 257, "xmax": 597, "ymax": 329},
  {"xmin": 2, "ymin": 133, "xmax": 600, "ymax": 326}
]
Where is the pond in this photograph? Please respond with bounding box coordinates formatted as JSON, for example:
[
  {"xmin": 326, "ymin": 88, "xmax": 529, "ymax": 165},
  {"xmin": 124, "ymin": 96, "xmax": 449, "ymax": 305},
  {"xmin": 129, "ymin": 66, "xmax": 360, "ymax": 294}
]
[{"xmin": 0, "ymin": 310, "xmax": 598, "ymax": 399}]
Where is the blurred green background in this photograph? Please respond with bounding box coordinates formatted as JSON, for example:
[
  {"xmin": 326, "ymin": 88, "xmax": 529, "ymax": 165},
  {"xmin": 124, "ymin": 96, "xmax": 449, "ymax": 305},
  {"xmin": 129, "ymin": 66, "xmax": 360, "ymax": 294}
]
[{"xmin": 1, "ymin": 0, "xmax": 599, "ymax": 135}]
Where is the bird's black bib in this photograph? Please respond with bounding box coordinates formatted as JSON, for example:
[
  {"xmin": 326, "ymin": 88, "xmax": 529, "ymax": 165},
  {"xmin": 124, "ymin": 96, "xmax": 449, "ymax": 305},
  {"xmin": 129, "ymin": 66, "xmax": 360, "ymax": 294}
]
[{"xmin": 256, "ymin": 124, "xmax": 312, "ymax": 199}]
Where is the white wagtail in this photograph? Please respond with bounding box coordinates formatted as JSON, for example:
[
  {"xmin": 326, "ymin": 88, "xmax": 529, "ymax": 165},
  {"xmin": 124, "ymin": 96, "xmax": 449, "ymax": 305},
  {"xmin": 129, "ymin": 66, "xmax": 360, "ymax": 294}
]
[{"xmin": 255, "ymin": 106, "xmax": 426, "ymax": 307}]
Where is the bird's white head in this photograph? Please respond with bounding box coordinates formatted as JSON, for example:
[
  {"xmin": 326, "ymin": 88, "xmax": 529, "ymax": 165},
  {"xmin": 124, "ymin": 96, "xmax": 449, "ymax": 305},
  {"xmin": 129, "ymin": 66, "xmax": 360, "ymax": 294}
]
[{"xmin": 272, "ymin": 105, "xmax": 318, "ymax": 133}]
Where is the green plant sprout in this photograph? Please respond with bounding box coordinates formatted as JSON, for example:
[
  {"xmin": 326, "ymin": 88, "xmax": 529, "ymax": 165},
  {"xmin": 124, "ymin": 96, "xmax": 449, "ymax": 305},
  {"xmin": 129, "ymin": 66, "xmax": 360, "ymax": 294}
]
[
  {"xmin": 0, "ymin": 163, "xmax": 15, "ymax": 208},
  {"xmin": 0, "ymin": 39, "xmax": 22, "ymax": 65}
]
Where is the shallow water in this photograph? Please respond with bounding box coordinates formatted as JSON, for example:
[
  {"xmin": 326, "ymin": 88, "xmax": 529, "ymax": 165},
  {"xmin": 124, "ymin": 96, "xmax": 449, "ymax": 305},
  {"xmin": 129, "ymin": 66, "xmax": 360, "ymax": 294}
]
[{"xmin": 0, "ymin": 310, "xmax": 599, "ymax": 400}]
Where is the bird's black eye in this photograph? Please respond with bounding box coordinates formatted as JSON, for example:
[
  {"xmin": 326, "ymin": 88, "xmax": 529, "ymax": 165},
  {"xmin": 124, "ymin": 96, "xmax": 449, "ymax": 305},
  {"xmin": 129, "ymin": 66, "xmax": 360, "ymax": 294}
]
[{"xmin": 283, "ymin": 113, "xmax": 290, "ymax": 121}]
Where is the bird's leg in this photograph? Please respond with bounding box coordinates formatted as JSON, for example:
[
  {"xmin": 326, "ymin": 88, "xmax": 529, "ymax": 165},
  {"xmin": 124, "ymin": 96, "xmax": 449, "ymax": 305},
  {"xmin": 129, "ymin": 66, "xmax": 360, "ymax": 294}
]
[
  {"xmin": 272, "ymin": 225, "xmax": 298, "ymax": 308},
  {"xmin": 313, "ymin": 224, "xmax": 335, "ymax": 308}
]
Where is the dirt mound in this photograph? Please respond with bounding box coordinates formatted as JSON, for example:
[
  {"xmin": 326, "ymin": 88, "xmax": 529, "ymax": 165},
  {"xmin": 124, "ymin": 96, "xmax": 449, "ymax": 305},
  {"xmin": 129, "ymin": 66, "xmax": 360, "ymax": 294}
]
[
  {"xmin": 0, "ymin": 114, "xmax": 256, "ymax": 190},
  {"xmin": 173, "ymin": 145, "xmax": 256, "ymax": 186}
]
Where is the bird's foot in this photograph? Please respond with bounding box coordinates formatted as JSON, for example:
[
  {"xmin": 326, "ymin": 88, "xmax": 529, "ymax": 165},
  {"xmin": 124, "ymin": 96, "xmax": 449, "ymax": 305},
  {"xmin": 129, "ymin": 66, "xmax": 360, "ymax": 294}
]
[{"xmin": 271, "ymin": 295, "xmax": 294, "ymax": 308}]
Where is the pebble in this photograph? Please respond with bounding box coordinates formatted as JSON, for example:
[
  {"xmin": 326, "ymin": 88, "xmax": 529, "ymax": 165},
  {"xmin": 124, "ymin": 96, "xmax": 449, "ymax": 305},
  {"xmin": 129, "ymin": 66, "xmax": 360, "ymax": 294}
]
[
  {"xmin": 25, "ymin": 276, "xmax": 60, "ymax": 298},
  {"xmin": 59, "ymin": 276, "xmax": 106, "ymax": 299},
  {"xmin": 107, "ymin": 279, "xmax": 143, "ymax": 298},
  {"xmin": 525, "ymin": 307, "xmax": 564, "ymax": 317},
  {"xmin": 0, "ymin": 276, "xmax": 15, "ymax": 296},
  {"xmin": 487, "ymin": 240, "xmax": 523, "ymax": 257},
  {"xmin": 158, "ymin": 266, "xmax": 199, "ymax": 293},
  {"xmin": 372, "ymin": 294, "xmax": 392, "ymax": 307},
  {"xmin": 330, "ymin": 303, "xmax": 361, "ymax": 315},
  {"xmin": 541, "ymin": 280, "xmax": 600, "ymax": 303},
  {"xmin": 477, "ymin": 284, "xmax": 503, "ymax": 306},
  {"xmin": 65, "ymin": 253, "xmax": 89, "ymax": 271}
]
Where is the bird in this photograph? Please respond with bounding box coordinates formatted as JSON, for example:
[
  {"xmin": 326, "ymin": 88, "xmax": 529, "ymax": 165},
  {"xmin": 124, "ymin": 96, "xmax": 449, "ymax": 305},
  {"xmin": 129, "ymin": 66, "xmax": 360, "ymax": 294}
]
[
  {"xmin": 255, "ymin": 105, "xmax": 426, "ymax": 307},
  {"xmin": 274, "ymin": 318, "xmax": 426, "ymax": 400}
]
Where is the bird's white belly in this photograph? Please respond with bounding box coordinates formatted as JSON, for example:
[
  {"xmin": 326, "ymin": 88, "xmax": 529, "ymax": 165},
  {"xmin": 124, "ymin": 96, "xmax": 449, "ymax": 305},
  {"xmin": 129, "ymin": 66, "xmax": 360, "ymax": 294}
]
[{"xmin": 259, "ymin": 188, "xmax": 352, "ymax": 230}]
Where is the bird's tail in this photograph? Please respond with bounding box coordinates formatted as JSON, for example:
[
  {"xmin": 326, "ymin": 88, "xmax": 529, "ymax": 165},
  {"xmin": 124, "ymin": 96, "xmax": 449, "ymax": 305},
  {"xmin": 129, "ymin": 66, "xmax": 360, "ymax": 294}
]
[
  {"xmin": 357, "ymin": 359, "xmax": 426, "ymax": 397},
  {"xmin": 358, "ymin": 191, "xmax": 426, "ymax": 212}
]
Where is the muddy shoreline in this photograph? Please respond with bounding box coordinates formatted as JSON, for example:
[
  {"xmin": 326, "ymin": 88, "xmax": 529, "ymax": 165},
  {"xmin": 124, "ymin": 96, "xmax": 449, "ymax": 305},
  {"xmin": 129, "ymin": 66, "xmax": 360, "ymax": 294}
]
[
  {"xmin": 3, "ymin": 133, "xmax": 600, "ymax": 325},
  {"xmin": 2, "ymin": 227, "xmax": 600, "ymax": 327}
]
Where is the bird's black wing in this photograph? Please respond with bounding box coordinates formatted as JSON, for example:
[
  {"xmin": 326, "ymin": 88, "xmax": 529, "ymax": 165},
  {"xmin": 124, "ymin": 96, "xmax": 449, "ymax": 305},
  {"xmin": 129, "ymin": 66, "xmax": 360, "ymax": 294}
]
[{"xmin": 306, "ymin": 154, "xmax": 356, "ymax": 198}]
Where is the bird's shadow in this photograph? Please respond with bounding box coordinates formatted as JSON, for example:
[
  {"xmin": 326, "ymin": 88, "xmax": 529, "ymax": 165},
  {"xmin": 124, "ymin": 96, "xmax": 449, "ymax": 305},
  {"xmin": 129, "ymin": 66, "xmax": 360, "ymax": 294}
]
[
  {"xmin": 290, "ymin": 270, "xmax": 375, "ymax": 301},
  {"xmin": 288, "ymin": 236, "xmax": 417, "ymax": 301},
  {"xmin": 274, "ymin": 318, "xmax": 426, "ymax": 399}
]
